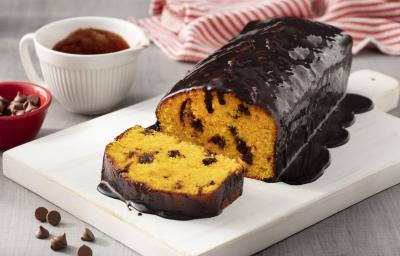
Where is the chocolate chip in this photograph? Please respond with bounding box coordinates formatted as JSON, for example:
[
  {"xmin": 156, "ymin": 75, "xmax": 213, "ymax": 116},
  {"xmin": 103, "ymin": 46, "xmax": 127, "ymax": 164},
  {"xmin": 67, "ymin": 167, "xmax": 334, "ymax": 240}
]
[
  {"xmin": 168, "ymin": 150, "xmax": 181, "ymax": 158},
  {"xmin": 76, "ymin": 245, "xmax": 92, "ymax": 256},
  {"xmin": 217, "ymin": 91, "xmax": 226, "ymax": 105},
  {"xmin": 0, "ymin": 101, "xmax": 5, "ymax": 114},
  {"xmin": 50, "ymin": 233, "xmax": 67, "ymax": 251},
  {"xmin": 202, "ymin": 158, "xmax": 217, "ymax": 166},
  {"xmin": 81, "ymin": 228, "xmax": 95, "ymax": 242},
  {"xmin": 46, "ymin": 210, "xmax": 61, "ymax": 226},
  {"xmin": 27, "ymin": 94, "xmax": 40, "ymax": 105},
  {"xmin": 209, "ymin": 180, "xmax": 215, "ymax": 185},
  {"xmin": 138, "ymin": 153, "xmax": 155, "ymax": 164},
  {"xmin": 238, "ymin": 104, "xmax": 250, "ymax": 115},
  {"xmin": 191, "ymin": 119, "xmax": 203, "ymax": 132},
  {"xmin": 128, "ymin": 151, "xmax": 135, "ymax": 158},
  {"xmin": 138, "ymin": 212, "xmax": 143, "ymax": 216},
  {"xmin": 35, "ymin": 226, "xmax": 49, "ymax": 239},
  {"xmin": 35, "ymin": 207, "xmax": 48, "ymax": 222},
  {"xmin": 121, "ymin": 163, "xmax": 131, "ymax": 173},
  {"xmin": 0, "ymin": 95, "xmax": 9, "ymax": 104},
  {"xmin": 174, "ymin": 181, "xmax": 183, "ymax": 189},
  {"xmin": 180, "ymin": 99, "xmax": 189, "ymax": 122},
  {"xmin": 229, "ymin": 126, "xmax": 238, "ymax": 136},
  {"xmin": 13, "ymin": 91, "xmax": 27, "ymax": 103},
  {"xmin": 8, "ymin": 101, "xmax": 23, "ymax": 114},
  {"xmin": 236, "ymin": 138, "xmax": 253, "ymax": 164},
  {"xmin": 204, "ymin": 90, "xmax": 214, "ymax": 113},
  {"xmin": 23, "ymin": 101, "xmax": 38, "ymax": 112},
  {"xmin": 209, "ymin": 135, "xmax": 226, "ymax": 149}
]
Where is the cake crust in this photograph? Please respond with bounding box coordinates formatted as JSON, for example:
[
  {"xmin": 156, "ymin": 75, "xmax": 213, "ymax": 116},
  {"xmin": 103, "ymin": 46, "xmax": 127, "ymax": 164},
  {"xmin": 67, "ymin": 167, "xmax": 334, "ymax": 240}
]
[{"xmin": 101, "ymin": 127, "xmax": 244, "ymax": 219}]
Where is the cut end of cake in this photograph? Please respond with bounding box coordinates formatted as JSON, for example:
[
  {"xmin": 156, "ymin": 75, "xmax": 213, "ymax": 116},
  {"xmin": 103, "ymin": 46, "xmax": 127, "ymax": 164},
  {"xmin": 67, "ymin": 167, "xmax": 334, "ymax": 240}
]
[
  {"xmin": 156, "ymin": 89, "xmax": 277, "ymax": 181},
  {"xmin": 102, "ymin": 125, "xmax": 244, "ymax": 219}
]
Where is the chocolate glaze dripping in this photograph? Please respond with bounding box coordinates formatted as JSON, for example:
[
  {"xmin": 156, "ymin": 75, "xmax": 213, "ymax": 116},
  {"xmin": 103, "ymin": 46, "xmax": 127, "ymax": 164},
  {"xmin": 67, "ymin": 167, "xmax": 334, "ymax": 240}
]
[{"xmin": 278, "ymin": 93, "xmax": 373, "ymax": 184}]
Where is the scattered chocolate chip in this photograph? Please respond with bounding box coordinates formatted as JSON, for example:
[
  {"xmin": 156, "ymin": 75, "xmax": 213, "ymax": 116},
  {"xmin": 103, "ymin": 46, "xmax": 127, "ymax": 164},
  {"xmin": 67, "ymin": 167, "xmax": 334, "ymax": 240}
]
[
  {"xmin": 236, "ymin": 138, "xmax": 253, "ymax": 164},
  {"xmin": 137, "ymin": 212, "xmax": 143, "ymax": 216},
  {"xmin": 168, "ymin": 150, "xmax": 181, "ymax": 158},
  {"xmin": 216, "ymin": 91, "xmax": 226, "ymax": 105},
  {"xmin": 209, "ymin": 180, "xmax": 215, "ymax": 185},
  {"xmin": 209, "ymin": 135, "xmax": 226, "ymax": 149},
  {"xmin": 138, "ymin": 152, "xmax": 155, "ymax": 164},
  {"xmin": 8, "ymin": 101, "xmax": 23, "ymax": 114},
  {"xmin": 46, "ymin": 210, "xmax": 61, "ymax": 226},
  {"xmin": 35, "ymin": 207, "xmax": 48, "ymax": 222},
  {"xmin": 191, "ymin": 119, "xmax": 203, "ymax": 132},
  {"xmin": 163, "ymin": 175, "xmax": 169, "ymax": 179},
  {"xmin": 238, "ymin": 104, "xmax": 250, "ymax": 115},
  {"xmin": 23, "ymin": 101, "xmax": 38, "ymax": 112},
  {"xmin": 50, "ymin": 233, "xmax": 67, "ymax": 251},
  {"xmin": 128, "ymin": 151, "xmax": 135, "ymax": 158},
  {"xmin": 204, "ymin": 90, "xmax": 214, "ymax": 113},
  {"xmin": 27, "ymin": 94, "xmax": 40, "ymax": 105},
  {"xmin": 203, "ymin": 158, "xmax": 217, "ymax": 166},
  {"xmin": 179, "ymin": 99, "xmax": 189, "ymax": 122},
  {"xmin": 81, "ymin": 228, "xmax": 95, "ymax": 242},
  {"xmin": 229, "ymin": 126, "xmax": 238, "ymax": 136},
  {"xmin": 76, "ymin": 245, "xmax": 92, "ymax": 256},
  {"xmin": 174, "ymin": 180, "xmax": 183, "ymax": 189},
  {"xmin": 0, "ymin": 95, "xmax": 9, "ymax": 104},
  {"xmin": 35, "ymin": 225, "xmax": 49, "ymax": 239},
  {"xmin": 13, "ymin": 91, "xmax": 27, "ymax": 103}
]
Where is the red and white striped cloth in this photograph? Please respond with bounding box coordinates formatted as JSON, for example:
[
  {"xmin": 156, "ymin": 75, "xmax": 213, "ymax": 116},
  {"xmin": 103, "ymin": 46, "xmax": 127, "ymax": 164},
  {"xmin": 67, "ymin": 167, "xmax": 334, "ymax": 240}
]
[{"xmin": 131, "ymin": 0, "xmax": 400, "ymax": 62}]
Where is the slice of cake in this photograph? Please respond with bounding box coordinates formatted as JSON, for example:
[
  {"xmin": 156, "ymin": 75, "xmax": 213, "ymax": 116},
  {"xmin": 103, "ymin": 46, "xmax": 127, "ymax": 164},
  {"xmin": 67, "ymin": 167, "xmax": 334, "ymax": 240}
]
[
  {"xmin": 156, "ymin": 17, "xmax": 353, "ymax": 181},
  {"xmin": 101, "ymin": 125, "xmax": 244, "ymax": 219}
]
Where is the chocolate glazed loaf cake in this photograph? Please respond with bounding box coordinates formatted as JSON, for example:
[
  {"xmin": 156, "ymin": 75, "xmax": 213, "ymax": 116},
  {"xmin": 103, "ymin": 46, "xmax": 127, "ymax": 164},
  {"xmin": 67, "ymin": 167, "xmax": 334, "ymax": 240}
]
[{"xmin": 156, "ymin": 17, "xmax": 353, "ymax": 181}]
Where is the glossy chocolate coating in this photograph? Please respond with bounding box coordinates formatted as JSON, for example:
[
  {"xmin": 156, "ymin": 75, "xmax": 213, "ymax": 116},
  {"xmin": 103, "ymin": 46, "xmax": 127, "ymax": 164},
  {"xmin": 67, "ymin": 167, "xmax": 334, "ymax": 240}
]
[{"xmin": 159, "ymin": 17, "xmax": 353, "ymax": 180}]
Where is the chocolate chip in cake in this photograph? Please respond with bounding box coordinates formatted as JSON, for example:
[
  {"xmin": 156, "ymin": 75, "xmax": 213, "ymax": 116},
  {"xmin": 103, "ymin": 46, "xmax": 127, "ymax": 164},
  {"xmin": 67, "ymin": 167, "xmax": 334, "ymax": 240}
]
[
  {"xmin": 209, "ymin": 180, "xmax": 215, "ymax": 185},
  {"xmin": 34, "ymin": 207, "xmax": 48, "ymax": 222},
  {"xmin": 163, "ymin": 175, "xmax": 169, "ymax": 179},
  {"xmin": 209, "ymin": 135, "xmax": 226, "ymax": 149},
  {"xmin": 128, "ymin": 151, "xmax": 135, "ymax": 158},
  {"xmin": 191, "ymin": 119, "xmax": 203, "ymax": 132},
  {"xmin": 121, "ymin": 163, "xmax": 131, "ymax": 173},
  {"xmin": 204, "ymin": 90, "xmax": 214, "ymax": 113},
  {"xmin": 81, "ymin": 228, "xmax": 95, "ymax": 242},
  {"xmin": 50, "ymin": 233, "xmax": 67, "ymax": 251},
  {"xmin": 236, "ymin": 138, "xmax": 253, "ymax": 165},
  {"xmin": 138, "ymin": 153, "xmax": 155, "ymax": 164},
  {"xmin": 180, "ymin": 99, "xmax": 189, "ymax": 122},
  {"xmin": 203, "ymin": 157, "xmax": 217, "ymax": 166},
  {"xmin": 46, "ymin": 210, "xmax": 61, "ymax": 226},
  {"xmin": 35, "ymin": 225, "xmax": 49, "ymax": 239},
  {"xmin": 217, "ymin": 91, "xmax": 226, "ymax": 105},
  {"xmin": 77, "ymin": 244, "xmax": 92, "ymax": 256},
  {"xmin": 229, "ymin": 126, "xmax": 238, "ymax": 136},
  {"xmin": 174, "ymin": 180, "xmax": 183, "ymax": 189},
  {"xmin": 238, "ymin": 104, "xmax": 250, "ymax": 115},
  {"xmin": 168, "ymin": 150, "xmax": 181, "ymax": 158}
]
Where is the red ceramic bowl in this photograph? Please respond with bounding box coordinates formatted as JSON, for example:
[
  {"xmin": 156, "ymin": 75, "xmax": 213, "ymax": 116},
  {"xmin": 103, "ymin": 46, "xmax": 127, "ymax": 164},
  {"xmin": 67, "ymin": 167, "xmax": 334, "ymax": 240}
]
[{"xmin": 0, "ymin": 82, "xmax": 52, "ymax": 150}]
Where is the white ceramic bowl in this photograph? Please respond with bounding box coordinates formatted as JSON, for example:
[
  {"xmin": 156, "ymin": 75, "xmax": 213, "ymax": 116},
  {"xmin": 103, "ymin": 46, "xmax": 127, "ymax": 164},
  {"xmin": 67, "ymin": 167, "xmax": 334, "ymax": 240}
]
[{"xmin": 19, "ymin": 16, "xmax": 149, "ymax": 114}]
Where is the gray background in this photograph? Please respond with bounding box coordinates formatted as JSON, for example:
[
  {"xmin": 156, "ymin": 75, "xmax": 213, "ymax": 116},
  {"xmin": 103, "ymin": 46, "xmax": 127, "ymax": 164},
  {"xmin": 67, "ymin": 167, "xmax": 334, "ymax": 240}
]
[{"xmin": 1, "ymin": 0, "xmax": 400, "ymax": 255}]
